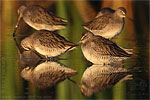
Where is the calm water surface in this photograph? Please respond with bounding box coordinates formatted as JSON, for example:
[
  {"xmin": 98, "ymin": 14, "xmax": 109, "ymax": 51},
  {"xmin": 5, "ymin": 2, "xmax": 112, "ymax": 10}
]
[{"xmin": 1, "ymin": 1, "xmax": 149, "ymax": 100}]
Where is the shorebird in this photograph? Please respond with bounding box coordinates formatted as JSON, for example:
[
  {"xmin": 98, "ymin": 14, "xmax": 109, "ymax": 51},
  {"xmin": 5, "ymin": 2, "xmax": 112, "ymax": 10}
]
[
  {"xmin": 80, "ymin": 32, "xmax": 131, "ymax": 64},
  {"xmin": 82, "ymin": 7, "xmax": 127, "ymax": 39},
  {"xmin": 21, "ymin": 61, "xmax": 77, "ymax": 88},
  {"xmin": 21, "ymin": 30, "xmax": 78, "ymax": 58},
  {"xmin": 17, "ymin": 5, "xmax": 67, "ymax": 31},
  {"xmin": 69, "ymin": 64, "xmax": 133, "ymax": 97},
  {"xmin": 80, "ymin": 64, "xmax": 133, "ymax": 96}
]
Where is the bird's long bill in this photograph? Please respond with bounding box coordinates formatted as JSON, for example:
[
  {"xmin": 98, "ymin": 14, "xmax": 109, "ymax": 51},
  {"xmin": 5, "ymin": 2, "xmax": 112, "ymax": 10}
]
[
  {"xmin": 68, "ymin": 78, "xmax": 81, "ymax": 88},
  {"xmin": 13, "ymin": 33, "xmax": 23, "ymax": 53},
  {"xmin": 77, "ymin": 40, "xmax": 82, "ymax": 44},
  {"xmin": 78, "ymin": 36, "xmax": 85, "ymax": 44},
  {"xmin": 13, "ymin": 15, "xmax": 22, "ymax": 37},
  {"xmin": 126, "ymin": 15, "xmax": 134, "ymax": 22}
]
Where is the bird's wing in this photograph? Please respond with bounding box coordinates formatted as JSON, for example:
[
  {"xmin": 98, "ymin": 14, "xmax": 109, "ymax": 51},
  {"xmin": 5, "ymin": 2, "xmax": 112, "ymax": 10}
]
[
  {"xmin": 32, "ymin": 61, "xmax": 77, "ymax": 88},
  {"xmin": 82, "ymin": 15, "xmax": 111, "ymax": 30},
  {"xmin": 33, "ymin": 67, "xmax": 66, "ymax": 88},
  {"xmin": 82, "ymin": 66, "xmax": 130, "ymax": 93},
  {"xmin": 91, "ymin": 71, "xmax": 129, "ymax": 93},
  {"xmin": 34, "ymin": 30, "xmax": 77, "ymax": 49},
  {"xmin": 49, "ymin": 11, "xmax": 68, "ymax": 23},
  {"xmin": 24, "ymin": 5, "xmax": 66, "ymax": 25},
  {"xmin": 91, "ymin": 37, "xmax": 131, "ymax": 57}
]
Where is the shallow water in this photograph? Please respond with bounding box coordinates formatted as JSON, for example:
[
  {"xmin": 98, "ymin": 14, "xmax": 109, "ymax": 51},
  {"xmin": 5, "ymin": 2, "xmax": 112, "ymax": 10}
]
[{"xmin": 1, "ymin": 1, "xmax": 149, "ymax": 100}]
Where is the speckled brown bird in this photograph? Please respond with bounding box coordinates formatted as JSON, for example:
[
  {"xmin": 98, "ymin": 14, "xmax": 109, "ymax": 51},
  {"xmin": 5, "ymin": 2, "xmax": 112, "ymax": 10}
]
[
  {"xmin": 80, "ymin": 64, "xmax": 133, "ymax": 97},
  {"xmin": 21, "ymin": 61, "xmax": 77, "ymax": 88},
  {"xmin": 17, "ymin": 5, "xmax": 67, "ymax": 31},
  {"xmin": 68, "ymin": 64, "xmax": 133, "ymax": 97},
  {"xmin": 82, "ymin": 7, "xmax": 126, "ymax": 39},
  {"xmin": 80, "ymin": 32, "xmax": 131, "ymax": 64},
  {"xmin": 21, "ymin": 30, "xmax": 78, "ymax": 58}
]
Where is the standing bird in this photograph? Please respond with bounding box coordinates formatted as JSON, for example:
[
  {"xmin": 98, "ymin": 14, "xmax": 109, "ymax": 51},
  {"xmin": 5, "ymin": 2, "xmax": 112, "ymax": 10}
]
[
  {"xmin": 21, "ymin": 61, "xmax": 77, "ymax": 88},
  {"xmin": 21, "ymin": 30, "xmax": 78, "ymax": 58},
  {"xmin": 82, "ymin": 7, "xmax": 127, "ymax": 39},
  {"xmin": 80, "ymin": 32, "xmax": 131, "ymax": 64},
  {"xmin": 17, "ymin": 5, "xmax": 68, "ymax": 31}
]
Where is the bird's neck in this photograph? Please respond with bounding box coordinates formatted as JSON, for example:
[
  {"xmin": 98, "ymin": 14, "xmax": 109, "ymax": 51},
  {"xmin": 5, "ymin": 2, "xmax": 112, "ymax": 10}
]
[{"xmin": 113, "ymin": 13, "xmax": 122, "ymax": 20}]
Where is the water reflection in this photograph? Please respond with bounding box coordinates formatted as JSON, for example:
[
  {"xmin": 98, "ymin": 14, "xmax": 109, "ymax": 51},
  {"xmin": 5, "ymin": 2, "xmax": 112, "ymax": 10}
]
[
  {"xmin": 70, "ymin": 63, "xmax": 133, "ymax": 97},
  {"xmin": 1, "ymin": 1, "xmax": 149, "ymax": 99},
  {"xmin": 18, "ymin": 51, "xmax": 41, "ymax": 68},
  {"xmin": 20, "ymin": 60, "xmax": 77, "ymax": 89}
]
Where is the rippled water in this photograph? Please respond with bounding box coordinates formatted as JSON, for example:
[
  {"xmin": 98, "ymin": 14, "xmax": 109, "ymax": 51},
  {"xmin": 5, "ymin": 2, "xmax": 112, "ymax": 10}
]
[{"xmin": 1, "ymin": 1, "xmax": 149, "ymax": 100}]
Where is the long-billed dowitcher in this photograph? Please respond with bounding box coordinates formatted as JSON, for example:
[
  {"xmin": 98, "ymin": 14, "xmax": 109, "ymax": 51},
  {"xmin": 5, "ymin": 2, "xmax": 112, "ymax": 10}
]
[
  {"xmin": 80, "ymin": 32, "xmax": 131, "ymax": 64},
  {"xmin": 21, "ymin": 61, "xmax": 77, "ymax": 88},
  {"xmin": 69, "ymin": 64, "xmax": 133, "ymax": 97},
  {"xmin": 17, "ymin": 5, "xmax": 68, "ymax": 31},
  {"xmin": 21, "ymin": 30, "xmax": 78, "ymax": 58},
  {"xmin": 82, "ymin": 7, "xmax": 127, "ymax": 39},
  {"xmin": 80, "ymin": 64, "xmax": 133, "ymax": 96}
]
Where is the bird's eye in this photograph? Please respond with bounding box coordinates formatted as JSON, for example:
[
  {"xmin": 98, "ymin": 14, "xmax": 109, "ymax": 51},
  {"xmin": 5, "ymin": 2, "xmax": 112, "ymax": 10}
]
[{"xmin": 83, "ymin": 35, "xmax": 87, "ymax": 39}]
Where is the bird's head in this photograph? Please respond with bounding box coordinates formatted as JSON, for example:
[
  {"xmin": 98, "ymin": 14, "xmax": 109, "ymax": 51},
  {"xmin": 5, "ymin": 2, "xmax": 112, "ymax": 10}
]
[
  {"xmin": 80, "ymin": 32, "xmax": 94, "ymax": 44},
  {"xmin": 21, "ymin": 36, "xmax": 33, "ymax": 51},
  {"xmin": 116, "ymin": 7, "xmax": 126, "ymax": 18},
  {"xmin": 18, "ymin": 5, "xmax": 26, "ymax": 16},
  {"xmin": 21, "ymin": 67, "xmax": 32, "ymax": 81},
  {"xmin": 80, "ymin": 85, "xmax": 93, "ymax": 97}
]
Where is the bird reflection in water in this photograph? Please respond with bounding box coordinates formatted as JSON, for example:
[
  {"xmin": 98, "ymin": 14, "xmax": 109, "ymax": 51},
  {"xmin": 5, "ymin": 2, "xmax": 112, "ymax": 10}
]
[
  {"xmin": 69, "ymin": 63, "xmax": 133, "ymax": 97},
  {"xmin": 20, "ymin": 60, "xmax": 77, "ymax": 89},
  {"xmin": 18, "ymin": 51, "xmax": 42, "ymax": 68},
  {"xmin": 14, "ymin": 27, "xmax": 77, "ymax": 89}
]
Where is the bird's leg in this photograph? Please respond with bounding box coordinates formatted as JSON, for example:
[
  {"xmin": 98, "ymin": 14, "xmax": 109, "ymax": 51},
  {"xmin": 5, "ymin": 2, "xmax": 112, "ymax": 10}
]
[
  {"xmin": 52, "ymin": 57, "xmax": 57, "ymax": 61},
  {"xmin": 47, "ymin": 57, "xmax": 57, "ymax": 61},
  {"xmin": 122, "ymin": 60, "xmax": 125, "ymax": 68},
  {"xmin": 45, "ymin": 56, "xmax": 49, "ymax": 61},
  {"xmin": 68, "ymin": 78, "xmax": 81, "ymax": 88}
]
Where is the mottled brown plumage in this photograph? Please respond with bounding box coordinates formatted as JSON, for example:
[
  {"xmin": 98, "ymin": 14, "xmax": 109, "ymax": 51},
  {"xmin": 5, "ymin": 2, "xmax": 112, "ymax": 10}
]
[
  {"xmin": 80, "ymin": 64, "xmax": 133, "ymax": 97},
  {"xmin": 95, "ymin": 7, "xmax": 115, "ymax": 18},
  {"xmin": 18, "ymin": 5, "xmax": 67, "ymax": 31},
  {"xmin": 21, "ymin": 61, "xmax": 77, "ymax": 88},
  {"xmin": 21, "ymin": 30, "xmax": 78, "ymax": 58},
  {"xmin": 82, "ymin": 7, "xmax": 126, "ymax": 39},
  {"xmin": 80, "ymin": 32, "xmax": 131, "ymax": 64}
]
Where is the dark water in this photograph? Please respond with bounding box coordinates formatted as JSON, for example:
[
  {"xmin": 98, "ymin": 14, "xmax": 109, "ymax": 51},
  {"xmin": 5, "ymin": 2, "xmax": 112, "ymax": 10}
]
[{"xmin": 1, "ymin": 1, "xmax": 149, "ymax": 100}]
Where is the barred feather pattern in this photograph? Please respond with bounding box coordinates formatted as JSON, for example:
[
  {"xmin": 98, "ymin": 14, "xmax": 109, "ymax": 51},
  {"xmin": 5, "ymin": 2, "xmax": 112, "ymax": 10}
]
[
  {"xmin": 81, "ymin": 64, "xmax": 132, "ymax": 97},
  {"xmin": 21, "ymin": 5, "xmax": 67, "ymax": 30}
]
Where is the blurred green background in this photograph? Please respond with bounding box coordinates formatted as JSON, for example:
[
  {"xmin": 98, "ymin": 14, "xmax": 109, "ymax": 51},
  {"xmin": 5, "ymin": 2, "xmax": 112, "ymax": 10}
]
[{"xmin": 0, "ymin": 0, "xmax": 149, "ymax": 99}]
